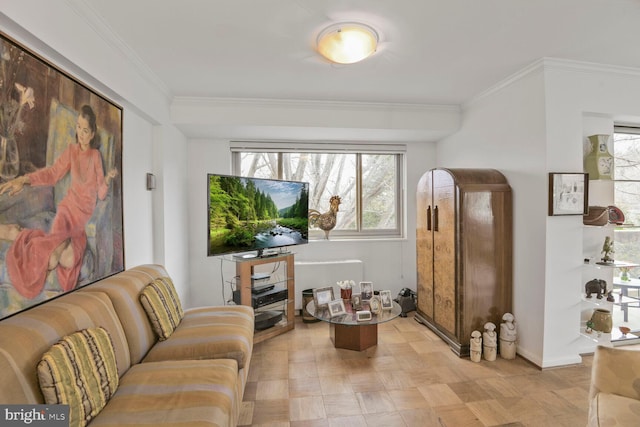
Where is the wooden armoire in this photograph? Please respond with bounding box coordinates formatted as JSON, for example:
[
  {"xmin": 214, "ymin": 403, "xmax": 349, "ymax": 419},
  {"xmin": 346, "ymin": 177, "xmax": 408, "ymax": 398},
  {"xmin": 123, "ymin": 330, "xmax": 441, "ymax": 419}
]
[{"xmin": 415, "ymin": 168, "xmax": 513, "ymax": 357}]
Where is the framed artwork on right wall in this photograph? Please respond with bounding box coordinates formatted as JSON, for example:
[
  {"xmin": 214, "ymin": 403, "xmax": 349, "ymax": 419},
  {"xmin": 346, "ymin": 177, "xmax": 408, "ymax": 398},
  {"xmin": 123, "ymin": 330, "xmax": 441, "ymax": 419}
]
[{"xmin": 548, "ymin": 172, "xmax": 589, "ymax": 216}]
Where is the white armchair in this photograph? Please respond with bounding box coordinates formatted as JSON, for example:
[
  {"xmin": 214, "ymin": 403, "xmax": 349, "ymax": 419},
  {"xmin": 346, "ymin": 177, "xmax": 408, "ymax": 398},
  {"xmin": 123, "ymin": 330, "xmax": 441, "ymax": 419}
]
[{"xmin": 588, "ymin": 345, "xmax": 640, "ymax": 426}]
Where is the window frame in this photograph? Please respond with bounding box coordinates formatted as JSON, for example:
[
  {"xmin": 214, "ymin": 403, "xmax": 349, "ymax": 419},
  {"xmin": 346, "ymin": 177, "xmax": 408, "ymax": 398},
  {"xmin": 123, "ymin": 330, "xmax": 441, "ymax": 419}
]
[
  {"xmin": 612, "ymin": 126, "xmax": 640, "ymax": 265},
  {"xmin": 613, "ymin": 126, "xmax": 640, "ymax": 187},
  {"xmin": 230, "ymin": 141, "xmax": 406, "ymax": 240}
]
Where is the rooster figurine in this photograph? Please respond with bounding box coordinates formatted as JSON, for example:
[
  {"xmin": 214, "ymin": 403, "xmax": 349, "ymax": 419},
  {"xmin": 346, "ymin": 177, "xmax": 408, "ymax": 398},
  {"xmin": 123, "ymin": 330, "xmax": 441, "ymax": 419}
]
[{"xmin": 308, "ymin": 195, "xmax": 341, "ymax": 239}]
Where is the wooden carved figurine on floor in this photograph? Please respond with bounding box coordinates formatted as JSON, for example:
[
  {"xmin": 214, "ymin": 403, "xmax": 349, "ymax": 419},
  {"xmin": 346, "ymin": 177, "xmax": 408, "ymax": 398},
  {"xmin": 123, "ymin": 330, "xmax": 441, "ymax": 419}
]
[{"xmin": 308, "ymin": 195, "xmax": 341, "ymax": 239}]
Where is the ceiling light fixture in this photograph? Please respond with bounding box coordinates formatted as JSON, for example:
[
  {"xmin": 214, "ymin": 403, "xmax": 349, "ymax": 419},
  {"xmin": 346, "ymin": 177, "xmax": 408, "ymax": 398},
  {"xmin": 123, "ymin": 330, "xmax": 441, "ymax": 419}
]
[{"xmin": 316, "ymin": 22, "xmax": 379, "ymax": 65}]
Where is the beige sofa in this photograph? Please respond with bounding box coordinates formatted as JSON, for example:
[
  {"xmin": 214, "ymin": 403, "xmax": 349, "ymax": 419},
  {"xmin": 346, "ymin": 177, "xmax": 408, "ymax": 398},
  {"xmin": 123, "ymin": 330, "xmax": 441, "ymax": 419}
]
[
  {"xmin": 588, "ymin": 345, "xmax": 640, "ymax": 426},
  {"xmin": 0, "ymin": 264, "xmax": 254, "ymax": 427}
]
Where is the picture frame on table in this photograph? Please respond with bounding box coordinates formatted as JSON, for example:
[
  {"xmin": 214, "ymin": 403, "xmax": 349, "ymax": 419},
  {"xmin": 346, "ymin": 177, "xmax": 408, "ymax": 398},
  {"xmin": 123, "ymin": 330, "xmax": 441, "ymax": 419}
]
[
  {"xmin": 328, "ymin": 299, "xmax": 346, "ymax": 317},
  {"xmin": 548, "ymin": 172, "xmax": 588, "ymax": 216},
  {"xmin": 351, "ymin": 293, "xmax": 362, "ymax": 310},
  {"xmin": 368, "ymin": 295, "xmax": 382, "ymax": 315},
  {"xmin": 359, "ymin": 281, "xmax": 373, "ymax": 301},
  {"xmin": 379, "ymin": 290, "xmax": 393, "ymax": 310},
  {"xmin": 356, "ymin": 310, "xmax": 372, "ymax": 322},
  {"xmin": 313, "ymin": 286, "xmax": 334, "ymax": 309}
]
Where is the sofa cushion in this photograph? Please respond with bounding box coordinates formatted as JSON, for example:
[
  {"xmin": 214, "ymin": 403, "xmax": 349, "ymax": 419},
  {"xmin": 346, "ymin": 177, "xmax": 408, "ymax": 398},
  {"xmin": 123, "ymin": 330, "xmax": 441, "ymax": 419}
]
[
  {"xmin": 140, "ymin": 277, "xmax": 184, "ymax": 340},
  {"xmin": 0, "ymin": 292, "xmax": 130, "ymax": 405},
  {"xmin": 37, "ymin": 327, "xmax": 119, "ymax": 427},
  {"xmin": 142, "ymin": 305, "xmax": 254, "ymax": 369},
  {"xmin": 589, "ymin": 392, "xmax": 640, "ymax": 426},
  {"xmin": 89, "ymin": 359, "xmax": 240, "ymax": 427},
  {"xmin": 157, "ymin": 276, "xmax": 185, "ymax": 318},
  {"xmin": 81, "ymin": 268, "xmax": 161, "ymax": 364}
]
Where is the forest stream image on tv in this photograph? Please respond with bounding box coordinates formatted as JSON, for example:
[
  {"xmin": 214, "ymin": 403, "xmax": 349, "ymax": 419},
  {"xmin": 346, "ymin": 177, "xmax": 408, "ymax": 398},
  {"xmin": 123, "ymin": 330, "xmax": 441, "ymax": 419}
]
[{"xmin": 207, "ymin": 174, "xmax": 309, "ymax": 256}]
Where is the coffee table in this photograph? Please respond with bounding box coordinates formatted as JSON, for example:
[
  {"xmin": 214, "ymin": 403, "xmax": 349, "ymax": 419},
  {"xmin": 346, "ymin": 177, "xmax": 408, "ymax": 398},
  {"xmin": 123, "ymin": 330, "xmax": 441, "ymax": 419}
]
[{"xmin": 306, "ymin": 299, "xmax": 402, "ymax": 351}]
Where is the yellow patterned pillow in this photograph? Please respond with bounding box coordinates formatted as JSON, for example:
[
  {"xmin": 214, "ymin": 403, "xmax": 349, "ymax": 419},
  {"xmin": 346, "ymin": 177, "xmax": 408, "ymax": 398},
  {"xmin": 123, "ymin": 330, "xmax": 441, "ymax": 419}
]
[
  {"xmin": 37, "ymin": 327, "xmax": 119, "ymax": 427},
  {"xmin": 139, "ymin": 277, "xmax": 184, "ymax": 341}
]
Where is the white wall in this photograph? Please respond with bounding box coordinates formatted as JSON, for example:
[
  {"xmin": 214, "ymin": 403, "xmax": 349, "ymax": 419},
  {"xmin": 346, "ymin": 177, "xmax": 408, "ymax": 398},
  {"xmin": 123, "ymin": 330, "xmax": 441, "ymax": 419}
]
[
  {"xmin": 152, "ymin": 125, "xmax": 190, "ymax": 303},
  {"xmin": 437, "ymin": 62, "xmax": 549, "ymax": 366},
  {"xmin": 542, "ymin": 61, "xmax": 640, "ymax": 365},
  {"xmin": 121, "ymin": 110, "xmax": 156, "ymax": 268},
  {"xmin": 187, "ymin": 138, "xmax": 436, "ymax": 308}
]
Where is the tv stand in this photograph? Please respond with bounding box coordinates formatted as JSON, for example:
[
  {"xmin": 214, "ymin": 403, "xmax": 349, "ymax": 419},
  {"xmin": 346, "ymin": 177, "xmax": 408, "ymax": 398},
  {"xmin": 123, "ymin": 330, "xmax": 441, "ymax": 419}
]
[
  {"xmin": 234, "ymin": 252, "xmax": 295, "ymax": 343},
  {"xmin": 236, "ymin": 249, "xmax": 289, "ymax": 259},
  {"xmin": 259, "ymin": 252, "xmax": 278, "ymax": 258}
]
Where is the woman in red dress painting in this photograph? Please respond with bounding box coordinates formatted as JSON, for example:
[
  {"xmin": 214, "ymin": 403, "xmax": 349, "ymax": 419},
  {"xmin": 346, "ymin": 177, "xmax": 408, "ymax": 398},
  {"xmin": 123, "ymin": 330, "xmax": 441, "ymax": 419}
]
[{"xmin": 0, "ymin": 105, "xmax": 118, "ymax": 299}]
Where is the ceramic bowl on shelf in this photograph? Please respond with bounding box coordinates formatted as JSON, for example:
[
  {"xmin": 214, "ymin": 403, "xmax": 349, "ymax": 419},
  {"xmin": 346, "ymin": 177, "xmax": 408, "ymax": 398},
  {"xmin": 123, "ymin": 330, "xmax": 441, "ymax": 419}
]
[
  {"xmin": 619, "ymin": 326, "xmax": 631, "ymax": 336},
  {"xmin": 608, "ymin": 205, "xmax": 625, "ymax": 225}
]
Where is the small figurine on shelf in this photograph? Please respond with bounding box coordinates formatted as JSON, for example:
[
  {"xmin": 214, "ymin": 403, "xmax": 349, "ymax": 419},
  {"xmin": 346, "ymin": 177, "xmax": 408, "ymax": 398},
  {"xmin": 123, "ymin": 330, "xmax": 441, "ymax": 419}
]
[
  {"xmin": 585, "ymin": 319, "xmax": 594, "ymax": 334},
  {"xmin": 606, "ymin": 290, "xmax": 615, "ymax": 302},
  {"xmin": 601, "ymin": 236, "xmax": 614, "ymax": 263},
  {"xmin": 585, "ymin": 278, "xmax": 607, "ymax": 299}
]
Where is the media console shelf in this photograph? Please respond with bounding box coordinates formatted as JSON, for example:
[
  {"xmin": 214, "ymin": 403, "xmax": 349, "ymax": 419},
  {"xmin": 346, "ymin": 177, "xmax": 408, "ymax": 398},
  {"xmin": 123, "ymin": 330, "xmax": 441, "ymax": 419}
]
[{"xmin": 234, "ymin": 252, "xmax": 295, "ymax": 343}]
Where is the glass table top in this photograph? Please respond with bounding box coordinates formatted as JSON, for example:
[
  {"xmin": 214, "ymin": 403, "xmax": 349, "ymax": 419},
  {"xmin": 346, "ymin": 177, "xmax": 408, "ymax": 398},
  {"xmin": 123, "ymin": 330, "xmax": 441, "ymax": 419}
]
[{"xmin": 306, "ymin": 299, "xmax": 402, "ymax": 326}]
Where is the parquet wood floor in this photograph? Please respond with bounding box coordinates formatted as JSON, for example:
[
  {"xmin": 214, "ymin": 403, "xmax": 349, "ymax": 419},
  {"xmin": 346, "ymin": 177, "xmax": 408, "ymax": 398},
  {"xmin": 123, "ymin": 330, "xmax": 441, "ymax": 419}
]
[{"xmin": 240, "ymin": 313, "xmax": 638, "ymax": 427}]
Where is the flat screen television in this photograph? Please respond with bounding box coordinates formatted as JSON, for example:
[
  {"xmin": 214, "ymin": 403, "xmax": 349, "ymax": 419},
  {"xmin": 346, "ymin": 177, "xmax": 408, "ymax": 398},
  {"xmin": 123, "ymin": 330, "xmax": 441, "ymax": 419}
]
[{"xmin": 207, "ymin": 174, "xmax": 309, "ymax": 257}]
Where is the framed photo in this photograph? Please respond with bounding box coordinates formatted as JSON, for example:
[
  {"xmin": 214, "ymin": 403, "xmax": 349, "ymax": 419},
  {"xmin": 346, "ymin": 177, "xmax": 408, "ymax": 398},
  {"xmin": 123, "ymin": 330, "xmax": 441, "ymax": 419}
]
[
  {"xmin": 356, "ymin": 310, "xmax": 372, "ymax": 322},
  {"xmin": 0, "ymin": 32, "xmax": 124, "ymax": 320},
  {"xmin": 548, "ymin": 173, "xmax": 588, "ymax": 216},
  {"xmin": 369, "ymin": 295, "xmax": 382, "ymax": 314},
  {"xmin": 379, "ymin": 290, "xmax": 393, "ymax": 310},
  {"xmin": 313, "ymin": 286, "xmax": 334, "ymax": 309},
  {"xmin": 359, "ymin": 281, "xmax": 373, "ymax": 301},
  {"xmin": 328, "ymin": 299, "xmax": 346, "ymax": 317},
  {"xmin": 351, "ymin": 293, "xmax": 362, "ymax": 310}
]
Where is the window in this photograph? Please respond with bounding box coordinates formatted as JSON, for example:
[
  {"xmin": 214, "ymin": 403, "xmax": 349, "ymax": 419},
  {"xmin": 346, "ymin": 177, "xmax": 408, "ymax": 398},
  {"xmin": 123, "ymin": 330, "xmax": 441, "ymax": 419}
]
[
  {"xmin": 231, "ymin": 143, "xmax": 404, "ymax": 239},
  {"xmin": 613, "ymin": 128, "xmax": 640, "ymax": 265}
]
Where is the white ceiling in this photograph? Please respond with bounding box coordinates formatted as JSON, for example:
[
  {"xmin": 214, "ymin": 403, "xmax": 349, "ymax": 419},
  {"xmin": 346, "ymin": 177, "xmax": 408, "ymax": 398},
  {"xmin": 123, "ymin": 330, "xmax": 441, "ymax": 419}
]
[{"xmin": 87, "ymin": 0, "xmax": 640, "ymax": 106}]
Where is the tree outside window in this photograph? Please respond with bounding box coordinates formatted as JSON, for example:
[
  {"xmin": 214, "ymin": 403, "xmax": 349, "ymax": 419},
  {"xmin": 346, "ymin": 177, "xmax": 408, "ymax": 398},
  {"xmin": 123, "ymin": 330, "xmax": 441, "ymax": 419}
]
[
  {"xmin": 235, "ymin": 150, "xmax": 403, "ymax": 238},
  {"xmin": 613, "ymin": 131, "xmax": 640, "ymax": 265}
]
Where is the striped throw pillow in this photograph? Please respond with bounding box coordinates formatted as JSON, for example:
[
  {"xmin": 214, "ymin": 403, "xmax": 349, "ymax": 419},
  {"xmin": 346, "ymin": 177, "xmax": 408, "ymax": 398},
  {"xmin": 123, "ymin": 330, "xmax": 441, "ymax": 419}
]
[
  {"xmin": 139, "ymin": 277, "xmax": 184, "ymax": 341},
  {"xmin": 37, "ymin": 327, "xmax": 119, "ymax": 427}
]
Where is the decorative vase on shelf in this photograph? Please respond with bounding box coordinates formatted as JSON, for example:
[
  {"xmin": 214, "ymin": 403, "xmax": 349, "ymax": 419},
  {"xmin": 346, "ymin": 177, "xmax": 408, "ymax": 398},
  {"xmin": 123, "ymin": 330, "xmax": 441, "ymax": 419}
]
[
  {"xmin": 0, "ymin": 135, "xmax": 20, "ymax": 181},
  {"xmin": 590, "ymin": 308, "xmax": 613, "ymax": 333}
]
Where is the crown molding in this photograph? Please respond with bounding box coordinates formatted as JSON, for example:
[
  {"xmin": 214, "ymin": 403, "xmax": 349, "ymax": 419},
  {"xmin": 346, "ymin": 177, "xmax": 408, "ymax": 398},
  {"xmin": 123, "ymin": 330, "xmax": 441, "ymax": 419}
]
[
  {"xmin": 464, "ymin": 59, "xmax": 546, "ymax": 109},
  {"xmin": 541, "ymin": 57, "xmax": 640, "ymax": 77},
  {"xmin": 70, "ymin": 0, "xmax": 172, "ymax": 101},
  {"xmin": 465, "ymin": 57, "xmax": 640, "ymax": 109},
  {"xmin": 172, "ymin": 95, "xmax": 460, "ymax": 114},
  {"xmin": 171, "ymin": 96, "xmax": 461, "ymax": 141}
]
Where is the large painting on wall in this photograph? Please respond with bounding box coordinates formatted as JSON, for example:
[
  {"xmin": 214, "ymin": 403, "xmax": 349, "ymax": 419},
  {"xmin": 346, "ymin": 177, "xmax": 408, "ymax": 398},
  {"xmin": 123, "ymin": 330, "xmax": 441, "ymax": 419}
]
[{"xmin": 0, "ymin": 32, "xmax": 124, "ymax": 320}]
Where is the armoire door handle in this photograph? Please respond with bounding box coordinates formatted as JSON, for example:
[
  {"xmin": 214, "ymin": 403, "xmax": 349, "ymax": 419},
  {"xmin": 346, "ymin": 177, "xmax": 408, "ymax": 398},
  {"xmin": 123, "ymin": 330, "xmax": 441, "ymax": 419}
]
[
  {"xmin": 434, "ymin": 205, "xmax": 439, "ymax": 231},
  {"xmin": 427, "ymin": 206, "xmax": 432, "ymax": 231}
]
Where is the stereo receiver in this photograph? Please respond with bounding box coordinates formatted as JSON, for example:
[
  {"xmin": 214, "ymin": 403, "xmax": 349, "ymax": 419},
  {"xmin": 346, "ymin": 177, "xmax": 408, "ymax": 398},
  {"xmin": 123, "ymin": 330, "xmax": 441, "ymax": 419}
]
[{"xmin": 233, "ymin": 286, "xmax": 288, "ymax": 309}]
